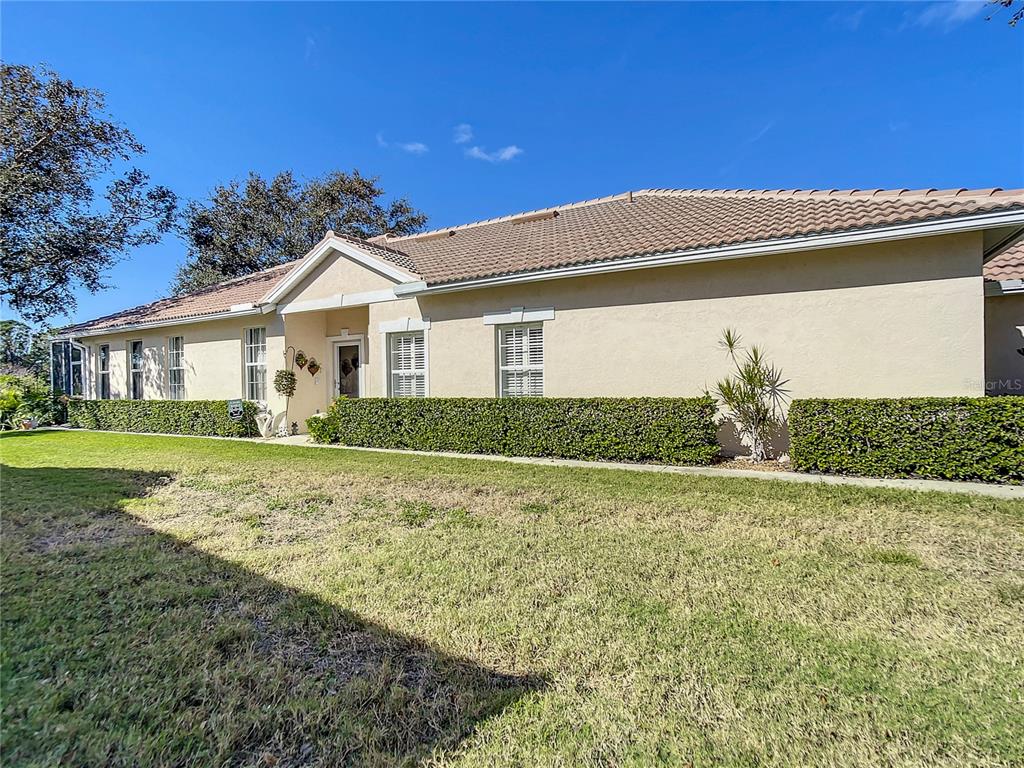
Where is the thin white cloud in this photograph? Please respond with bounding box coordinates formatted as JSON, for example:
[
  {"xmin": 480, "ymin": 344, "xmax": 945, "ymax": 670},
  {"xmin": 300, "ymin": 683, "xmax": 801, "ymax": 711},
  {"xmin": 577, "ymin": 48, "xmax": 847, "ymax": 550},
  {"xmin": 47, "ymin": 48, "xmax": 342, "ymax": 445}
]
[
  {"xmin": 453, "ymin": 123, "xmax": 474, "ymax": 144},
  {"xmin": 828, "ymin": 6, "xmax": 868, "ymax": 31},
  {"xmin": 747, "ymin": 120, "xmax": 775, "ymax": 144},
  {"xmin": 304, "ymin": 36, "xmax": 317, "ymax": 62},
  {"xmin": 398, "ymin": 141, "xmax": 429, "ymax": 155},
  {"xmin": 495, "ymin": 145, "xmax": 524, "ymax": 161},
  {"xmin": 376, "ymin": 133, "xmax": 428, "ymax": 155},
  {"xmin": 718, "ymin": 119, "xmax": 777, "ymax": 177},
  {"xmin": 465, "ymin": 145, "xmax": 524, "ymax": 163},
  {"xmin": 910, "ymin": 0, "xmax": 986, "ymax": 29}
]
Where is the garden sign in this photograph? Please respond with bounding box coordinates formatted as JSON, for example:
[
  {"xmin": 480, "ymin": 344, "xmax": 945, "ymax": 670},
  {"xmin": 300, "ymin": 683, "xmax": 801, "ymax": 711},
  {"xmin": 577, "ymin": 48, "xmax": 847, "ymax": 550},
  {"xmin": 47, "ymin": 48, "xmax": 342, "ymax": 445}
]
[{"xmin": 227, "ymin": 399, "xmax": 244, "ymax": 421}]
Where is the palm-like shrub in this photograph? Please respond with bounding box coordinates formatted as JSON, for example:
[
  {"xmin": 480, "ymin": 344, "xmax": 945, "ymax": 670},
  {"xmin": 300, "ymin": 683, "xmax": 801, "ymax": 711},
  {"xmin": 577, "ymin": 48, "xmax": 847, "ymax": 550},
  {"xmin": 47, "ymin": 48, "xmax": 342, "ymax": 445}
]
[{"xmin": 712, "ymin": 329, "xmax": 789, "ymax": 462}]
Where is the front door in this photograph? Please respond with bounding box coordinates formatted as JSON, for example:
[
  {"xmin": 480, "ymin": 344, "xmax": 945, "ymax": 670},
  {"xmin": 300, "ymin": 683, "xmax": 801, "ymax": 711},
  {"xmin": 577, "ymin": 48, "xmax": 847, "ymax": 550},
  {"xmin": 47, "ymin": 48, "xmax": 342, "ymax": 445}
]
[{"xmin": 335, "ymin": 343, "xmax": 361, "ymax": 398}]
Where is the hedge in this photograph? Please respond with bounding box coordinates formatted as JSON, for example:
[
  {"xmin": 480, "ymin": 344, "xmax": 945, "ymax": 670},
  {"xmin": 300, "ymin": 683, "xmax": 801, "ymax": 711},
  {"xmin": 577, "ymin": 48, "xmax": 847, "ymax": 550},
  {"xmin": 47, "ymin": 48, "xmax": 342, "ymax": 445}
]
[
  {"xmin": 308, "ymin": 397, "xmax": 720, "ymax": 465},
  {"xmin": 789, "ymin": 397, "xmax": 1024, "ymax": 484},
  {"xmin": 68, "ymin": 399, "xmax": 259, "ymax": 438}
]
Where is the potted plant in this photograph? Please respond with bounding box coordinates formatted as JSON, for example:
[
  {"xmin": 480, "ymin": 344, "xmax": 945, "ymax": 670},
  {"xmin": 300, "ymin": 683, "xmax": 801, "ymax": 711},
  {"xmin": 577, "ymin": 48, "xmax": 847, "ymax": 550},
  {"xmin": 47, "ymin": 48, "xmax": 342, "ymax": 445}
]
[{"xmin": 274, "ymin": 369, "xmax": 297, "ymax": 397}]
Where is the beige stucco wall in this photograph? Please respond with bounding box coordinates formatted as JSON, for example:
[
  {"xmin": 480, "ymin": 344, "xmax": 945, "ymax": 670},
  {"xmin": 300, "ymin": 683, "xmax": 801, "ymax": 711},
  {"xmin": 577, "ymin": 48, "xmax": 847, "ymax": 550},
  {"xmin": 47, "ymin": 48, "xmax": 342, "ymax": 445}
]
[
  {"xmin": 284, "ymin": 253, "xmax": 398, "ymax": 305},
  {"xmin": 76, "ymin": 231, "xmax": 989, "ymax": 440},
  {"xmin": 80, "ymin": 313, "xmax": 288, "ymax": 427},
  {"xmin": 415, "ymin": 232, "xmax": 985, "ymax": 400},
  {"xmin": 282, "ymin": 307, "xmax": 369, "ymax": 427},
  {"xmin": 984, "ymin": 293, "xmax": 1024, "ymax": 395}
]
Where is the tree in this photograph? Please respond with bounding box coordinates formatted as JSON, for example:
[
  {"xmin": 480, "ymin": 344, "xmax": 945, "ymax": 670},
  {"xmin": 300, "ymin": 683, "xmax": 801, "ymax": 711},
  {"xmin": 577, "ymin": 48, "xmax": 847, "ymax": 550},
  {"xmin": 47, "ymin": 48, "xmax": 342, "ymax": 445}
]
[
  {"xmin": 988, "ymin": 0, "xmax": 1024, "ymax": 25},
  {"xmin": 712, "ymin": 328, "xmax": 790, "ymax": 463},
  {"xmin": 172, "ymin": 170, "xmax": 427, "ymax": 295},
  {"xmin": 0, "ymin": 64, "xmax": 177, "ymax": 323},
  {"xmin": 0, "ymin": 319, "xmax": 52, "ymax": 379}
]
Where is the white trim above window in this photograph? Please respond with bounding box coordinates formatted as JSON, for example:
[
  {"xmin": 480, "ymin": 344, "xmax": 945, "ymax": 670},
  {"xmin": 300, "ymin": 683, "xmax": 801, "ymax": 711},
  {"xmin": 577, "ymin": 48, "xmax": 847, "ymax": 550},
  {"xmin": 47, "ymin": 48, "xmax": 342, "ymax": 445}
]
[
  {"xmin": 378, "ymin": 316, "xmax": 431, "ymax": 333},
  {"xmin": 497, "ymin": 323, "xmax": 544, "ymax": 397},
  {"xmin": 483, "ymin": 306, "xmax": 554, "ymax": 325}
]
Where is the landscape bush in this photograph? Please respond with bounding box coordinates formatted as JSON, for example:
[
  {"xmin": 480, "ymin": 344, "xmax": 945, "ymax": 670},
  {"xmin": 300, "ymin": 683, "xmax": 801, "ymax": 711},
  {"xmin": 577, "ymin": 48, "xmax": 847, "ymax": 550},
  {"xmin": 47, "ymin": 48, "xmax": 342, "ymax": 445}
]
[
  {"xmin": 307, "ymin": 397, "xmax": 720, "ymax": 465},
  {"xmin": 0, "ymin": 374, "xmax": 60, "ymax": 430},
  {"xmin": 789, "ymin": 397, "xmax": 1024, "ymax": 483},
  {"xmin": 68, "ymin": 399, "xmax": 259, "ymax": 438}
]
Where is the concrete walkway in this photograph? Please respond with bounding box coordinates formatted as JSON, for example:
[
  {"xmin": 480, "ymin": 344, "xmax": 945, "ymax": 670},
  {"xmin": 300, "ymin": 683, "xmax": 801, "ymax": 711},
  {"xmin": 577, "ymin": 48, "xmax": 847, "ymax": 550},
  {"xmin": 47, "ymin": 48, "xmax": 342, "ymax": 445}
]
[
  {"xmin": 37, "ymin": 427, "xmax": 1023, "ymax": 500},
  {"xmin": 261, "ymin": 434, "xmax": 1024, "ymax": 500}
]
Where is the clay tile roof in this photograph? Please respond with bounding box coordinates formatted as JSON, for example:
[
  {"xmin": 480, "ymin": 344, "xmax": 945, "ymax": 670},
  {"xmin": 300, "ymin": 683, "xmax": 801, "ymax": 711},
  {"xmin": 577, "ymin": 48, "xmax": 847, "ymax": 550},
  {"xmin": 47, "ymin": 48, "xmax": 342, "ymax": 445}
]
[
  {"xmin": 985, "ymin": 239, "xmax": 1024, "ymax": 281},
  {"xmin": 330, "ymin": 231, "xmax": 419, "ymax": 274},
  {"xmin": 65, "ymin": 187, "xmax": 1024, "ymax": 334},
  {"xmin": 63, "ymin": 231, "xmax": 419, "ymax": 335},
  {"xmin": 63, "ymin": 261, "xmax": 299, "ymax": 335},
  {"xmin": 372, "ymin": 187, "xmax": 1024, "ymax": 287}
]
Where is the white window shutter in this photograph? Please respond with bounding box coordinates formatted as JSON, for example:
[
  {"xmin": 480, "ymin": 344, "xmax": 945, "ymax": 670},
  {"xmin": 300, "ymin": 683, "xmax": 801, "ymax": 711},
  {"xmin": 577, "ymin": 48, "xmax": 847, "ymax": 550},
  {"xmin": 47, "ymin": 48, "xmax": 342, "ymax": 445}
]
[
  {"xmin": 498, "ymin": 323, "xmax": 543, "ymax": 397},
  {"xmin": 388, "ymin": 331, "xmax": 426, "ymax": 397}
]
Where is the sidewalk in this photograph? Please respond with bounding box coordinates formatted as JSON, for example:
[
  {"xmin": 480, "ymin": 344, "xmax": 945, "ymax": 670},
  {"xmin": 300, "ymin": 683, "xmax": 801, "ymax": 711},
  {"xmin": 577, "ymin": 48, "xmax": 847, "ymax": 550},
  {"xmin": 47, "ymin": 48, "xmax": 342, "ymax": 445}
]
[
  {"xmin": 263, "ymin": 434, "xmax": 1024, "ymax": 500},
  {"xmin": 37, "ymin": 427, "xmax": 1023, "ymax": 500}
]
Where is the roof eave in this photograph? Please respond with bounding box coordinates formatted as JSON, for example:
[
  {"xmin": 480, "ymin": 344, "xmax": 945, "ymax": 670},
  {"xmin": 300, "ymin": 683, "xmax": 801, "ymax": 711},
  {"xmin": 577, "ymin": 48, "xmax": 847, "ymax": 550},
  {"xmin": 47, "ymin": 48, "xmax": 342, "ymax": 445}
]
[
  {"xmin": 398, "ymin": 209, "xmax": 1024, "ymax": 297},
  {"xmin": 985, "ymin": 279, "xmax": 1024, "ymax": 296},
  {"xmin": 58, "ymin": 306, "xmax": 266, "ymax": 340}
]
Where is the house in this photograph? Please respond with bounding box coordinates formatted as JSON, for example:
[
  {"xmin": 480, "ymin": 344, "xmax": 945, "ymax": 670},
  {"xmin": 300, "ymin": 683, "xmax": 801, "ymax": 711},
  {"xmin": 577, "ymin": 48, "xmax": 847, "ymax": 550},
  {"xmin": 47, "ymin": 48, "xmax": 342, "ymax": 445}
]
[
  {"xmin": 984, "ymin": 238, "xmax": 1024, "ymax": 395},
  {"xmin": 55, "ymin": 187, "xmax": 1024, "ymax": 439}
]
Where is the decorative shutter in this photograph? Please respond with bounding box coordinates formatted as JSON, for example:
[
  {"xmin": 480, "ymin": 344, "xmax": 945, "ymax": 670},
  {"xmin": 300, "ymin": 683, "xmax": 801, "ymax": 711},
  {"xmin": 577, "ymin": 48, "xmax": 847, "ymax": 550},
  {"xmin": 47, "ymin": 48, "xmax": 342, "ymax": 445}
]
[
  {"xmin": 524, "ymin": 325, "xmax": 543, "ymax": 396},
  {"xmin": 390, "ymin": 332, "xmax": 426, "ymax": 397},
  {"xmin": 499, "ymin": 324, "xmax": 543, "ymax": 397}
]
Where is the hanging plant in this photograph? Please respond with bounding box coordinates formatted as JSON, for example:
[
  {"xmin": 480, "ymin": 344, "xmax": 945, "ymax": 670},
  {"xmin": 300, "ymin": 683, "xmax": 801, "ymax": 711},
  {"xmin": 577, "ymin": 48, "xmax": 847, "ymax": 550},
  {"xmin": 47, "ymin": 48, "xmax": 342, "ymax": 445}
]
[
  {"xmin": 274, "ymin": 369, "xmax": 297, "ymax": 398},
  {"xmin": 306, "ymin": 358, "xmax": 321, "ymax": 377},
  {"xmin": 294, "ymin": 350, "xmax": 308, "ymax": 369}
]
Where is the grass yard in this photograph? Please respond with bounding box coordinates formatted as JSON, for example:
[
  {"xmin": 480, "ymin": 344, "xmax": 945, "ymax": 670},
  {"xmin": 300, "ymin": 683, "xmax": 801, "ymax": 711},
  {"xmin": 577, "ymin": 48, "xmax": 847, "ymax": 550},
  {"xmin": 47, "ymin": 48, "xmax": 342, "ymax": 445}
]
[{"xmin": 2, "ymin": 431, "xmax": 1023, "ymax": 767}]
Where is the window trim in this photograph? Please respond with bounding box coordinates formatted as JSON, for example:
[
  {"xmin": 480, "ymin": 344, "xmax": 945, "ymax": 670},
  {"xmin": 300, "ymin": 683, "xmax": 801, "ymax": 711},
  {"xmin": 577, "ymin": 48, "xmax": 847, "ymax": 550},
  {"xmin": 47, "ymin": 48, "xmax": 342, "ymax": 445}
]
[
  {"xmin": 377, "ymin": 317, "xmax": 430, "ymax": 398},
  {"xmin": 128, "ymin": 340, "xmax": 144, "ymax": 400},
  {"xmin": 167, "ymin": 335, "xmax": 185, "ymax": 400},
  {"xmin": 496, "ymin": 322, "xmax": 544, "ymax": 398},
  {"xmin": 483, "ymin": 306, "xmax": 554, "ymax": 326},
  {"xmin": 98, "ymin": 344, "xmax": 110, "ymax": 400},
  {"xmin": 68, "ymin": 342, "xmax": 87, "ymax": 398},
  {"xmin": 243, "ymin": 326, "xmax": 267, "ymax": 402},
  {"xmin": 384, "ymin": 329, "xmax": 429, "ymax": 398}
]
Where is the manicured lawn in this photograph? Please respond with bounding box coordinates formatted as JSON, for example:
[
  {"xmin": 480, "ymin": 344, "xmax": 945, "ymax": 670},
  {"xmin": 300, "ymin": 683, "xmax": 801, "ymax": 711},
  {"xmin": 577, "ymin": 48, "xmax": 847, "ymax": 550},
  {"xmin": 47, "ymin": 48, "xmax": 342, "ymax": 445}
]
[{"xmin": 2, "ymin": 431, "xmax": 1023, "ymax": 767}]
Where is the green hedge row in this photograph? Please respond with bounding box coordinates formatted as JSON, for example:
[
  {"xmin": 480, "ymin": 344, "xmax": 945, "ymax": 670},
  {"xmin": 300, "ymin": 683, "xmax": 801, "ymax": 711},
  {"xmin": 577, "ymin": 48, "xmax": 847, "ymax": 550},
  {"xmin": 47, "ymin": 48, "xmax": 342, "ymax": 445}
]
[
  {"xmin": 68, "ymin": 399, "xmax": 259, "ymax": 438},
  {"xmin": 308, "ymin": 397, "xmax": 720, "ymax": 465},
  {"xmin": 789, "ymin": 397, "xmax": 1024, "ymax": 484}
]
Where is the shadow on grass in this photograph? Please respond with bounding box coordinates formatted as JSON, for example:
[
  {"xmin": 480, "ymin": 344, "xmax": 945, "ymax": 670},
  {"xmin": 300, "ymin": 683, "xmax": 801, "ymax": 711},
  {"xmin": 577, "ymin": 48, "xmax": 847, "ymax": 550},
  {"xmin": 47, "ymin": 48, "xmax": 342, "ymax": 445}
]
[{"xmin": 1, "ymin": 464, "xmax": 544, "ymax": 767}]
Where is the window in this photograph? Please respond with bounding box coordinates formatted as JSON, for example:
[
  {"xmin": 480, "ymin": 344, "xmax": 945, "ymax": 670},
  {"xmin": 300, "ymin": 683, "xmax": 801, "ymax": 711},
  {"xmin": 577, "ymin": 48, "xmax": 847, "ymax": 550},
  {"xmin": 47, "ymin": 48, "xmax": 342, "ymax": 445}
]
[
  {"xmin": 168, "ymin": 336, "xmax": 185, "ymax": 400},
  {"xmin": 388, "ymin": 331, "xmax": 426, "ymax": 397},
  {"xmin": 129, "ymin": 341, "xmax": 144, "ymax": 400},
  {"xmin": 498, "ymin": 323, "xmax": 543, "ymax": 397},
  {"xmin": 69, "ymin": 343, "xmax": 85, "ymax": 397},
  {"xmin": 244, "ymin": 327, "xmax": 267, "ymax": 401},
  {"xmin": 98, "ymin": 345, "xmax": 110, "ymax": 399}
]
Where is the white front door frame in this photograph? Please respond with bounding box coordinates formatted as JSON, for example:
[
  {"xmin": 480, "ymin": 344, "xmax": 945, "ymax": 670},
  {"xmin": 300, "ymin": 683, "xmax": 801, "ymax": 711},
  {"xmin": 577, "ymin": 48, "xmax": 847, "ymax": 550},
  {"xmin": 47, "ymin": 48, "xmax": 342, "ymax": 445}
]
[{"xmin": 328, "ymin": 331, "xmax": 365, "ymax": 398}]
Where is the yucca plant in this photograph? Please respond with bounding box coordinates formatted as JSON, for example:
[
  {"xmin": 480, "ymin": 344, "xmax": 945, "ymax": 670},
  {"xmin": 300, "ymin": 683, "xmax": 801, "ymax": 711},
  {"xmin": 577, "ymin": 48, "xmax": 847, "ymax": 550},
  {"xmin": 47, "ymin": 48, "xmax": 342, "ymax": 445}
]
[{"xmin": 712, "ymin": 328, "xmax": 790, "ymax": 462}]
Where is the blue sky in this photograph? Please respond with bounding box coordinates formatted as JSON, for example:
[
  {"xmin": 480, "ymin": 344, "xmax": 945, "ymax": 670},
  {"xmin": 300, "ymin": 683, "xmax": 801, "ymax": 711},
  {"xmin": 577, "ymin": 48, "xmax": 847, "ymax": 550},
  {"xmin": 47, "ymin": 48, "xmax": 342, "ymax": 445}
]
[{"xmin": 4, "ymin": 1, "xmax": 1022, "ymax": 326}]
